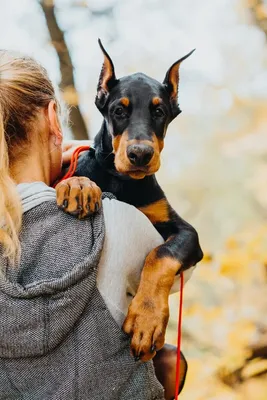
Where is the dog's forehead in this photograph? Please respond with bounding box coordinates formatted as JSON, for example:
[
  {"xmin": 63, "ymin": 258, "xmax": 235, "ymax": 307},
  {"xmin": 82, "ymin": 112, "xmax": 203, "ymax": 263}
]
[{"xmin": 115, "ymin": 73, "xmax": 166, "ymax": 101}]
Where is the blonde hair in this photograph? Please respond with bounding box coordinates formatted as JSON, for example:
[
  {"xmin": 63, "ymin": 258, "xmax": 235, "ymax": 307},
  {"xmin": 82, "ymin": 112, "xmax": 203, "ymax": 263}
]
[{"xmin": 0, "ymin": 51, "xmax": 59, "ymax": 264}]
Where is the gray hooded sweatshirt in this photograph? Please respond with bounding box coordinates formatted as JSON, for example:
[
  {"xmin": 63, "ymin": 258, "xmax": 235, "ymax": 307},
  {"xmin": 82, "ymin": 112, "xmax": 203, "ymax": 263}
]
[{"xmin": 0, "ymin": 183, "xmax": 165, "ymax": 400}]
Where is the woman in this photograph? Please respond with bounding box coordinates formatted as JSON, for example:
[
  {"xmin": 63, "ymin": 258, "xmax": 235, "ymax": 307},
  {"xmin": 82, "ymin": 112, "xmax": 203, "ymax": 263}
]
[{"xmin": 0, "ymin": 50, "xmax": 191, "ymax": 399}]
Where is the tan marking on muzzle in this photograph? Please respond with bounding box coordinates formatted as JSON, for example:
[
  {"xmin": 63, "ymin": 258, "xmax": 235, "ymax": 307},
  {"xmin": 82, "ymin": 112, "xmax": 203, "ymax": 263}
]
[
  {"xmin": 112, "ymin": 131, "xmax": 130, "ymax": 173},
  {"xmin": 112, "ymin": 131, "xmax": 164, "ymax": 179},
  {"xmin": 112, "ymin": 135, "xmax": 122, "ymax": 153}
]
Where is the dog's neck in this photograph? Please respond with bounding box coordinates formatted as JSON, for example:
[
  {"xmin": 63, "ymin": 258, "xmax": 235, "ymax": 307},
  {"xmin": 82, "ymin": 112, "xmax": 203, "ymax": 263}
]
[{"xmin": 94, "ymin": 121, "xmax": 114, "ymax": 167}]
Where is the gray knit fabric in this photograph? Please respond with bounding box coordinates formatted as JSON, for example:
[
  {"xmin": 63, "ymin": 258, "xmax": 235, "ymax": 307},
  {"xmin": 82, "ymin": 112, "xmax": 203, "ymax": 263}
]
[{"xmin": 0, "ymin": 200, "xmax": 164, "ymax": 400}]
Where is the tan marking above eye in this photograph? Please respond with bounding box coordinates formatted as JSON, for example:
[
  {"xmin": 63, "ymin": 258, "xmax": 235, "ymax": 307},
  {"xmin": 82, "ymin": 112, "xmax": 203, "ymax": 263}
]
[
  {"xmin": 152, "ymin": 97, "xmax": 162, "ymax": 106},
  {"xmin": 120, "ymin": 97, "xmax": 130, "ymax": 107}
]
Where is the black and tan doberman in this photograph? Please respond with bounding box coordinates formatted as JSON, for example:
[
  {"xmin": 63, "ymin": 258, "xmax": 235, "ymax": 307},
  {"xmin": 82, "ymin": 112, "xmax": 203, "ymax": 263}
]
[{"xmin": 56, "ymin": 40, "xmax": 203, "ymax": 397}]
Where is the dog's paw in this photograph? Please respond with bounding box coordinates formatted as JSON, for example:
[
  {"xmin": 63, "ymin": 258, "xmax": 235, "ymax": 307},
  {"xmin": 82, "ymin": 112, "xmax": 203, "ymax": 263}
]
[
  {"xmin": 122, "ymin": 292, "xmax": 169, "ymax": 362},
  {"xmin": 55, "ymin": 177, "xmax": 102, "ymax": 218}
]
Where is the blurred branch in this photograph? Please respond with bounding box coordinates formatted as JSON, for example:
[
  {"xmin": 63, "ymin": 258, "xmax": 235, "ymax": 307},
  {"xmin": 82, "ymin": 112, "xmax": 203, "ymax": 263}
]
[
  {"xmin": 40, "ymin": 0, "xmax": 89, "ymax": 139},
  {"xmin": 249, "ymin": 0, "xmax": 267, "ymax": 38},
  {"xmin": 69, "ymin": 0, "xmax": 118, "ymax": 16},
  {"xmin": 90, "ymin": 6, "xmax": 116, "ymax": 18},
  {"xmin": 69, "ymin": 0, "xmax": 119, "ymax": 42},
  {"xmin": 219, "ymin": 329, "xmax": 267, "ymax": 387}
]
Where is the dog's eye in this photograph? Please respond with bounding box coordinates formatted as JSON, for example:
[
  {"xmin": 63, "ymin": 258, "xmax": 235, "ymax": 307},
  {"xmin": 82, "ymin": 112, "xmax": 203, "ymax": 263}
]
[
  {"xmin": 153, "ymin": 108, "xmax": 165, "ymax": 118},
  {"xmin": 114, "ymin": 107, "xmax": 126, "ymax": 117}
]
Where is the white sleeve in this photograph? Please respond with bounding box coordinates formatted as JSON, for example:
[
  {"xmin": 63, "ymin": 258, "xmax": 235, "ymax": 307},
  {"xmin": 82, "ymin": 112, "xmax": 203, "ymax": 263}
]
[
  {"xmin": 97, "ymin": 198, "xmax": 163, "ymax": 326},
  {"xmin": 96, "ymin": 198, "xmax": 194, "ymax": 326}
]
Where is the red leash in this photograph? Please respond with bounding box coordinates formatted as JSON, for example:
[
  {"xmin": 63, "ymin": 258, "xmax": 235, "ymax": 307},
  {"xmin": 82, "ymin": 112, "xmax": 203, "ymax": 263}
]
[
  {"xmin": 175, "ymin": 271, "xmax": 184, "ymax": 400},
  {"xmin": 53, "ymin": 145, "xmax": 91, "ymax": 188},
  {"xmin": 55, "ymin": 145, "xmax": 184, "ymax": 399}
]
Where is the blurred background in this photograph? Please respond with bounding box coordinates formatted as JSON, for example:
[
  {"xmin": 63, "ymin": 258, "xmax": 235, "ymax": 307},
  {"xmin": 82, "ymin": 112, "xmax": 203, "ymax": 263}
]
[{"xmin": 0, "ymin": 0, "xmax": 267, "ymax": 398}]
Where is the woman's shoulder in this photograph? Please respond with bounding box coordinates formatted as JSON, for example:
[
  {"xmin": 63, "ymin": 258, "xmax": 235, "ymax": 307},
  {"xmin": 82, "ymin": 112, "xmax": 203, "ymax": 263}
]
[
  {"xmin": 17, "ymin": 199, "xmax": 104, "ymax": 286},
  {"xmin": 22, "ymin": 198, "xmax": 104, "ymax": 243}
]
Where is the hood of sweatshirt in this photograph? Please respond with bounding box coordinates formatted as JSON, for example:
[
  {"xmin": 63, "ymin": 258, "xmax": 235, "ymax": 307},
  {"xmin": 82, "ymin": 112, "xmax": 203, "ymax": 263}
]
[{"xmin": 0, "ymin": 182, "xmax": 105, "ymax": 359}]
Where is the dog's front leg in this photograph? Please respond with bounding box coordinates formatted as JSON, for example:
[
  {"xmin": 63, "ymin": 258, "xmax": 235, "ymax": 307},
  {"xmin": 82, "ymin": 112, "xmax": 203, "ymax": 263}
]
[
  {"xmin": 123, "ymin": 218, "xmax": 203, "ymax": 362},
  {"xmin": 123, "ymin": 246, "xmax": 178, "ymax": 361}
]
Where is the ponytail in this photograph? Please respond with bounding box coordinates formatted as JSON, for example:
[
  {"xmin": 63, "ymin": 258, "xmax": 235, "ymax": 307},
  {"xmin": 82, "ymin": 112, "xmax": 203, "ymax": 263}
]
[
  {"xmin": 0, "ymin": 106, "xmax": 22, "ymax": 264},
  {"xmin": 0, "ymin": 50, "xmax": 59, "ymax": 265}
]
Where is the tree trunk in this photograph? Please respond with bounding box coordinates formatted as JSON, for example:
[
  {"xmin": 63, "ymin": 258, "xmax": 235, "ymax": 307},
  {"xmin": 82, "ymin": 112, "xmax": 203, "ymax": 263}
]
[{"xmin": 40, "ymin": 0, "xmax": 89, "ymax": 139}]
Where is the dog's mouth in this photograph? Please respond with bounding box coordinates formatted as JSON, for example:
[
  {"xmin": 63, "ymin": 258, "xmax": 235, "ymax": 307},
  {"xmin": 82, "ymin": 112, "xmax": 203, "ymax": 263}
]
[
  {"xmin": 127, "ymin": 171, "xmax": 147, "ymax": 180},
  {"xmin": 116, "ymin": 164, "xmax": 160, "ymax": 179},
  {"xmin": 114, "ymin": 151, "xmax": 161, "ymax": 179}
]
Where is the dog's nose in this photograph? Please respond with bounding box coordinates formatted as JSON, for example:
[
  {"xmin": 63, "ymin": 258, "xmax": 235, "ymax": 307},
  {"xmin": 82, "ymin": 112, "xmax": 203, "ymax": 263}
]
[{"xmin": 127, "ymin": 144, "xmax": 154, "ymax": 167}]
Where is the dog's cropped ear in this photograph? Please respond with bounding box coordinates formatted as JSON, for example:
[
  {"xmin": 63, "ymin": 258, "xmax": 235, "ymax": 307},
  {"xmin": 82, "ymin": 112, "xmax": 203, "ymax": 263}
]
[
  {"xmin": 163, "ymin": 49, "xmax": 195, "ymax": 118},
  {"xmin": 96, "ymin": 39, "xmax": 118, "ymax": 110}
]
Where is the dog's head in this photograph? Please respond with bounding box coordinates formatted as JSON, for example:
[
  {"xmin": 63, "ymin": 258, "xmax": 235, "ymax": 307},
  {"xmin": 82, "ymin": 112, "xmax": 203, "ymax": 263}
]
[{"xmin": 95, "ymin": 39, "xmax": 194, "ymax": 179}]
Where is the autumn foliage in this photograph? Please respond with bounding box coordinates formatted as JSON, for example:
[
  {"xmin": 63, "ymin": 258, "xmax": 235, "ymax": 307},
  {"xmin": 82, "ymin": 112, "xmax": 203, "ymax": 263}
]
[{"xmin": 167, "ymin": 225, "xmax": 267, "ymax": 399}]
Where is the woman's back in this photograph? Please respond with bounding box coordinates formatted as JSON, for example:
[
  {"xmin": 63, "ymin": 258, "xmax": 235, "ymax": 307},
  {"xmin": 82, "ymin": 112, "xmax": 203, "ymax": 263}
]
[{"xmin": 0, "ymin": 185, "xmax": 164, "ymax": 400}]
